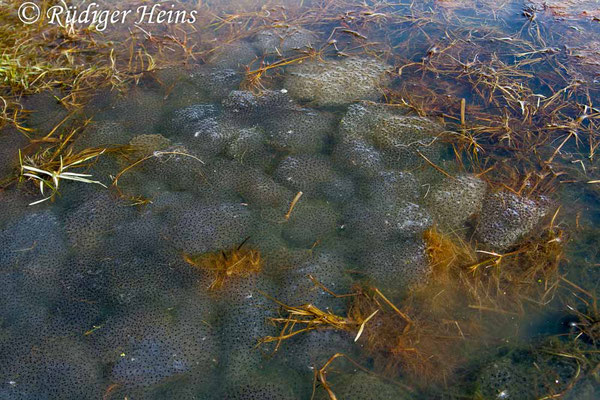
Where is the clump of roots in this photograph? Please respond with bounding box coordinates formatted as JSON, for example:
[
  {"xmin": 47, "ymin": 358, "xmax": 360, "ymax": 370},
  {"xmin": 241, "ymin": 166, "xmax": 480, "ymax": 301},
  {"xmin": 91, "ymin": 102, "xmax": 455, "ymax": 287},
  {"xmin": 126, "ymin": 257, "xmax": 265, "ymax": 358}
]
[{"xmin": 184, "ymin": 238, "xmax": 262, "ymax": 291}]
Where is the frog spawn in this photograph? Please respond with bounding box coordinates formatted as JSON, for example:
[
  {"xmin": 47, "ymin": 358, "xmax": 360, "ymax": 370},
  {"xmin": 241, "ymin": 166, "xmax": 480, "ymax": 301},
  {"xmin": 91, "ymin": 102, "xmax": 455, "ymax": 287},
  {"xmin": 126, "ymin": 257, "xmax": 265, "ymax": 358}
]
[{"xmin": 0, "ymin": 49, "xmax": 555, "ymax": 398}]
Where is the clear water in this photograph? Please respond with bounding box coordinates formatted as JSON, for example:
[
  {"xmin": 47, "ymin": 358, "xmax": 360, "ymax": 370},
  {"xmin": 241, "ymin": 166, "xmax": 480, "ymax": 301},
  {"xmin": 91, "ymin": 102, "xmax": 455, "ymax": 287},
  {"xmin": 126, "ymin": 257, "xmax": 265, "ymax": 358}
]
[{"xmin": 1, "ymin": 0, "xmax": 599, "ymax": 399}]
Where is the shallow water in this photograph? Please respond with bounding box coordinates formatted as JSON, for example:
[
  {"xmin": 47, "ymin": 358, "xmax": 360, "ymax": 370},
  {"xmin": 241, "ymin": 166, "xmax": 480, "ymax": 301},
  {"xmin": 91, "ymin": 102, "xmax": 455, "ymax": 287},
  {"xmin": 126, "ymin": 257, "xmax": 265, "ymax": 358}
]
[{"xmin": 1, "ymin": 0, "xmax": 600, "ymax": 399}]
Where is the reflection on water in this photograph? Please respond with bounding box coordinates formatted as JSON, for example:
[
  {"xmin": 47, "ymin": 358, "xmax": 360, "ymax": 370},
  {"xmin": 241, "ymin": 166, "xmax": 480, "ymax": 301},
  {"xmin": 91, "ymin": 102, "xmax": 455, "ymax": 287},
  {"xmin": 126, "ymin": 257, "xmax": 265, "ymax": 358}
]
[{"xmin": 0, "ymin": 0, "xmax": 599, "ymax": 399}]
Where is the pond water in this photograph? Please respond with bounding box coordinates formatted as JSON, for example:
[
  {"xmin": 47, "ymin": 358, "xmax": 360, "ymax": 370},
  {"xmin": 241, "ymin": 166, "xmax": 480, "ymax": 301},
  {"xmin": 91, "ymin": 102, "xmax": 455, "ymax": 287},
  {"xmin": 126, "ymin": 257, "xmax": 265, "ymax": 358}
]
[{"xmin": 0, "ymin": 0, "xmax": 599, "ymax": 399}]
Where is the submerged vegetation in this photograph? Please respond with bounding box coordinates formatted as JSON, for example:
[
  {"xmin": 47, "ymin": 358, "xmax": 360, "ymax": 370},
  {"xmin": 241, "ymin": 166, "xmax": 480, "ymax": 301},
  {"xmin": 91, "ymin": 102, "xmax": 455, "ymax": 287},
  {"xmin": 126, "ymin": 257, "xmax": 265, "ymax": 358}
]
[
  {"xmin": 2, "ymin": 0, "xmax": 598, "ymax": 197},
  {"xmin": 19, "ymin": 146, "xmax": 107, "ymax": 205},
  {"xmin": 259, "ymin": 282, "xmax": 455, "ymax": 383},
  {"xmin": 259, "ymin": 221, "xmax": 568, "ymax": 396},
  {"xmin": 184, "ymin": 239, "xmax": 263, "ymax": 291},
  {"xmin": 0, "ymin": 0, "xmax": 201, "ymax": 200},
  {"xmin": 0, "ymin": 0, "xmax": 599, "ymax": 399}
]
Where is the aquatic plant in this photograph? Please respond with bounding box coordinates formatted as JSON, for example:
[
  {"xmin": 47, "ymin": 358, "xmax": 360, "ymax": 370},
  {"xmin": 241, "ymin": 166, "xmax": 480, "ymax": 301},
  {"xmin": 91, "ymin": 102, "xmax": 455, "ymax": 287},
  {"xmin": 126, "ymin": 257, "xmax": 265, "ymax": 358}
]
[
  {"xmin": 19, "ymin": 147, "xmax": 107, "ymax": 205},
  {"xmin": 259, "ymin": 281, "xmax": 461, "ymax": 385},
  {"xmin": 112, "ymin": 149, "xmax": 205, "ymax": 205},
  {"xmin": 423, "ymin": 226, "xmax": 476, "ymax": 276},
  {"xmin": 257, "ymin": 217, "xmax": 567, "ymax": 393},
  {"xmin": 11, "ymin": 116, "xmax": 113, "ymax": 204},
  {"xmin": 421, "ymin": 213, "xmax": 565, "ymax": 313},
  {"xmin": 468, "ymin": 224, "xmax": 565, "ymax": 313},
  {"xmin": 241, "ymin": 48, "xmax": 325, "ymax": 92},
  {"xmin": 207, "ymin": 0, "xmax": 600, "ymax": 199},
  {"xmin": 563, "ymin": 277, "xmax": 600, "ymax": 347},
  {"xmin": 0, "ymin": 0, "xmax": 203, "ymax": 129},
  {"xmin": 184, "ymin": 238, "xmax": 262, "ymax": 291},
  {"xmin": 533, "ymin": 280, "xmax": 600, "ymax": 399},
  {"xmin": 311, "ymin": 353, "xmax": 413, "ymax": 400},
  {"xmin": 5, "ymin": 112, "xmax": 137, "ymax": 204},
  {"xmin": 0, "ymin": 0, "xmax": 598, "ymax": 398}
]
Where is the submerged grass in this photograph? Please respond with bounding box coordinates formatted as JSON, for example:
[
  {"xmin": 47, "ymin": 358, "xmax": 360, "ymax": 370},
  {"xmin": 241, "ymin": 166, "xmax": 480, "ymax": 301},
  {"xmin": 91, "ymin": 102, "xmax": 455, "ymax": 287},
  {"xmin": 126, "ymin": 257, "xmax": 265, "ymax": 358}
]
[
  {"xmin": 258, "ymin": 223, "xmax": 568, "ymax": 396},
  {"xmin": 112, "ymin": 149, "xmax": 205, "ymax": 205},
  {"xmin": 259, "ymin": 280, "xmax": 464, "ymax": 388},
  {"xmin": 0, "ymin": 0, "xmax": 210, "ymax": 203},
  {"xmin": 529, "ymin": 278, "xmax": 600, "ymax": 399},
  {"xmin": 4, "ymin": 114, "xmax": 131, "ymax": 203},
  {"xmin": 420, "ymin": 223, "xmax": 565, "ymax": 319},
  {"xmin": 0, "ymin": 0, "xmax": 598, "ymax": 397},
  {"xmin": 0, "ymin": 0, "xmax": 208, "ymax": 124},
  {"xmin": 2, "ymin": 0, "xmax": 598, "ymax": 200},
  {"xmin": 19, "ymin": 147, "xmax": 107, "ymax": 205},
  {"xmin": 184, "ymin": 238, "xmax": 262, "ymax": 291},
  {"xmin": 310, "ymin": 352, "xmax": 414, "ymax": 400},
  {"xmin": 208, "ymin": 0, "xmax": 600, "ymax": 198}
]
